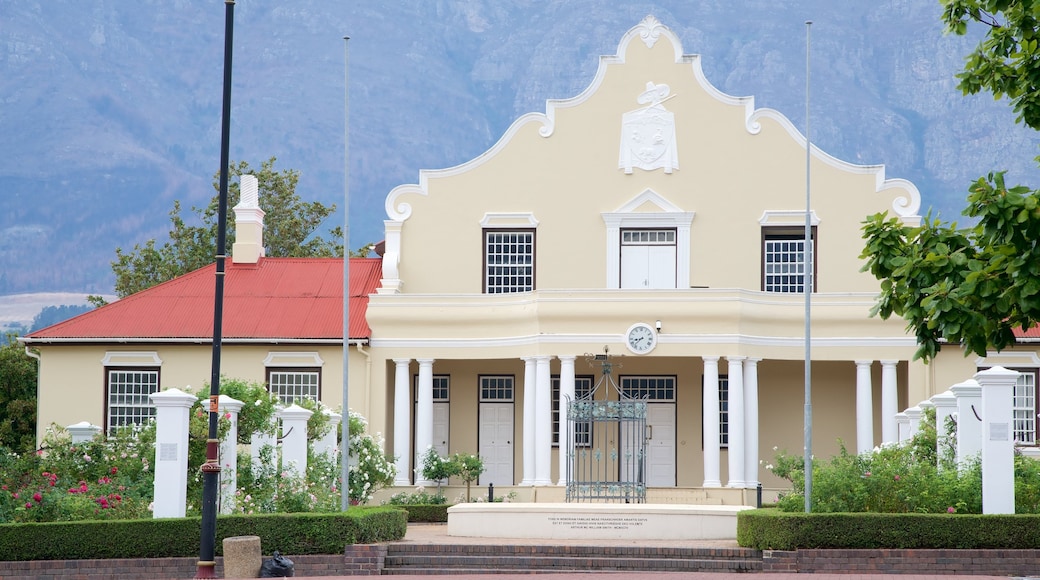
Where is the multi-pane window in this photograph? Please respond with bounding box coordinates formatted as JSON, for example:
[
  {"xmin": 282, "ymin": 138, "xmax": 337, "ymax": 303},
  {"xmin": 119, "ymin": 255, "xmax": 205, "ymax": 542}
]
[
  {"xmin": 484, "ymin": 230, "xmax": 534, "ymax": 293},
  {"xmin": 620, "ymin": 376, "xmax": 676, "ymax": 401},
  {"xmin": 106, "ymin": 368, "xmax": 160, "ymax": 433},
  {"xmin": 763, "ymin": 227, "xmax": 816, "ymax": 293},
  {"xmin": 480, "ymin": 375, "xmax": 514, "ymax": 401},
  {"xmin": 1013, "ymin": 370, "xmax": 1037, "ymax": 445},
  {"xmin": 551, "ymin": 375, "xmax": 593, "ymax": 446},
  {"xmin": 622, "ymin": 229, "xmax": 675, "ymax": 245},
  {"xmin": 719, "ymin": 376, "xmax": 729, "ymax": 447},
  {"xmin": 268, "ymin": 368, "xmax": 320, "ymax": 404},
  {"xmin": 413, "ymin": 375, "xmax": 450, "ymax": 402}
]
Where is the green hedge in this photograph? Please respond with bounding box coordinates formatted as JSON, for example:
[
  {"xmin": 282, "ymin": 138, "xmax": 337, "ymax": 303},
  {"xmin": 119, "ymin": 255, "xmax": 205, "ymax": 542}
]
[
  {"xmin": 398, "ymin": 504, "xmax": 449, "ymax": 523},
  {"xmin": 0, "ymin": 507, "xmax": 407, "ymax": 561},
  {"xmin": 738, "ymin": 508, "xmax": 1040, "ymax": 550}
]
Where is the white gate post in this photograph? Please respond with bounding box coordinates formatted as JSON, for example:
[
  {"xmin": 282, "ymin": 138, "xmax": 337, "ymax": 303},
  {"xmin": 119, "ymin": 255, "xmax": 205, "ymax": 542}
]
[
  {"xmin": 904, "ymin": 406, "xmax": 922, "ymax": 440},
  {"xmin": 67, "ymin": 421, "xmax": 102, "ymax": 443},
  {"xmin": 218, "ymin": 395, "xmax": 244, "ymax": 514},
  {"xmin": 950, "ymin": 379, "xmax": 982, "ymax": 468},
  {"xmin": 975, "ymin": 366, "xmax": 1018, "ymax": 514},
  {"xmin": 150, "ymin": 388, "xmax": 197, "ymax": 518},
  {"xmin": 279, "ymin": 404, "xmax": 313, "ymax": 478},
  {"xmin": 895, "ymin": 412, "xmax": 909, "ymax": 444},
  {"xmin": 317, "ymin": 408, "xmax": 342, "ymax": 462},
  {"xmin": 931, "ymin": 391, "xmax": 957, "ymax": 467}
]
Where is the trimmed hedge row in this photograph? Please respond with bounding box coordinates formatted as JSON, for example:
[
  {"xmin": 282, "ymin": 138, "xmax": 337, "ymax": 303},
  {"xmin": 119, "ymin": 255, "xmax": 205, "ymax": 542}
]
[
  {"xmin": 0, "ymin": 507, "xmax": 407, "ymax": 561},
  {"xmin": 738, "ymin": 508, "xmax": 1040, "ymax": 550},
  {"xmin": 398, "ymin": 504, "xmax": 449, "ymax": 523}
]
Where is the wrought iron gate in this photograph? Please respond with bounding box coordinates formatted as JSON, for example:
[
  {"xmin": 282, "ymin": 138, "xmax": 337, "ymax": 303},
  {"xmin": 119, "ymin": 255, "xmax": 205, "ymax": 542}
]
[{"xmin": 565, "ymin": 351, "xmax": 647, "ymax": 503}]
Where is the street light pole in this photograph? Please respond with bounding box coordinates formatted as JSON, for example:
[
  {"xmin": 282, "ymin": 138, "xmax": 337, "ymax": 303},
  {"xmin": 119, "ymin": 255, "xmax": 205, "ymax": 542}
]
[{"xmin": 197, "ymin": 1, "xmax": 235, "ymax": 577}]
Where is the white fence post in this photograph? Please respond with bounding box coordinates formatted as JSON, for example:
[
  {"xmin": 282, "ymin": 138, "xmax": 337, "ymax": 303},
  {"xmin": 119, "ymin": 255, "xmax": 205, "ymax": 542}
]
[
  {"xmin": 895, "ymin": 412, "xmax": 909, "ymax": 444},
  {"xmin": 67, "ymin": 421, "xmax": 102, "ymax": 443},
  {"xmin": 951, "ymin": 379, "xmax": 982, "ymax": 468},
  {"xmin": 317, "ymin": 408, "xmax": 342, "ymax": 462},
  {"xmin": 904, "ymin": 406, "xmax": 922, "ymax": 441},
  {"xmin": 931, "ymin": 390, "xmax": 957, "ymax": 467},
  {"xmin": 975, "ymin": 366, "xmax": 1018, "ymax": 514},
  {"xmin": 278, "ymin": 404, "xmax": 313, "ymax": 478},
  {"xmin": 150, "ymin": 388, "xmax": 197, "ymax": 518},
  {"xmin": 218, "ymin": 395, "xmax": 244, "ymax": 514}
]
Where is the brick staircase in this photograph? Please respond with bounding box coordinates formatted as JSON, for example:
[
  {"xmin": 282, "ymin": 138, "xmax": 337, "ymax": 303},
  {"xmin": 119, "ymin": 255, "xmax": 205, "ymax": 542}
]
[{"xmin": 381, "ymin": 543, "xmax": 763, "ymax": 575}]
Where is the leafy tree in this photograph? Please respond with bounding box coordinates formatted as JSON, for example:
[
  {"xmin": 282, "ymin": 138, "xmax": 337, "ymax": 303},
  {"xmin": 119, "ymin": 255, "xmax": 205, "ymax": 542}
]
[
  {"xmin": 100, "ymin": 157, "xmax": 343, "ymax": 300},
  {"xmin": 0, "ymin": 333, "xmax": 38, "ymax": 453},
  {"xmin": 861, "ymin": 2, "xmax": 1040, "ymax": 361},
  {"xmin": 29, "ymin": 305, "xmax": 92, "ymax": 332}
]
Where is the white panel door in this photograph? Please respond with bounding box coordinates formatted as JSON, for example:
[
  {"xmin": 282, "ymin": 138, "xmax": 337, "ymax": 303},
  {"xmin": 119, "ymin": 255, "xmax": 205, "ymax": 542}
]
[
  {"xmin": 432, "ymin": 402, "xmax": 449, "ymax": 457},
  {"xmin": 645, "ymin": 403, "xmax": 676, "ymax": 487},
  {"xmin": 620, "ymin": 245, "xmax": 676, "ymax": 289},
  {"xmin": 478, "ymin": 403, "xmax": 514, "ymax": 486}
]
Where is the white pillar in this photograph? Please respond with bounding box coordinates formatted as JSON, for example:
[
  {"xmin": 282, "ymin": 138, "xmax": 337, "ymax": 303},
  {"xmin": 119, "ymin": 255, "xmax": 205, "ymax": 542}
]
[
  {"xmin": 726, "ymin": 356, "xmax": 745, "ymax": 488},
  {"xmin": 951, "ymin": 379, "xmax": 982, "ymax": 467},
  {"xmin": 904, "ymin": 406, "xmax": 922, "ymax": 440},
  {"xmin": 557, "ymin": 355, "xmax": 576, "ymax": 486},
  {"xmin": 415, "ymin": 358, "xmax": 435, "ymax": 485},
  {"xmin": 975, "ymin": 366, "xmax": 1018, "ymax": 514},
  {"xmin": 931, "ymin": 390, "xmax": 957, "ymax": 466},
  {"xmin": 278, "ymin": 403, "xmax": 313, "ymax": 478},
  {"xmin": 534, "ymin": 355, "xmax": 553, "ymax": 486},
  {"xmin": 67, "ymin": 421, "xmax": 102, "ymax": 443},
  {"xmin": 251, "ymin": 428, "xmax": 277, "ymax": 478},
  {"xmin": 743, "ymin": 358, "xmax": 761, "ymax": 490},
  {"xmin": 881, "ymin": 360, "xmax": 899, "ymax": 444},
  {"xmin": 895, "ymin": 412, "xmax": 909, "ymax": 444},
  {"xmin": 855, "ymin": 360, "xmax": 874, "ymax": 454},
  {"xmin": 702, "ymin": 356, "xmax": 721, "ymax": 488},
  {"xmin": 520, "ymin": 357, "xmax": 536, "ymax": 486},
  {"xmin": 217, "ymin": 395, "xmax": 244, "ymax": 514},
  {"xmin": 392, "ymin": 358, "xmax": 412, "ymax": 485},
  {"xmin": 150, "ymin": 388, "xmax": 197, "ymax": 518},
  {"xmin": 317, "ymin": 408, "xmax": 342, "ymax": 461}
]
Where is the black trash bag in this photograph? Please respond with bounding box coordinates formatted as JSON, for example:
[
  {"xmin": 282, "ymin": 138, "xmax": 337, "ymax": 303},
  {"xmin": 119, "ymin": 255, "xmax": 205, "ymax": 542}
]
[{"xmin": 259, "ymin": 550, "xmax": 295, "ymax": 577}]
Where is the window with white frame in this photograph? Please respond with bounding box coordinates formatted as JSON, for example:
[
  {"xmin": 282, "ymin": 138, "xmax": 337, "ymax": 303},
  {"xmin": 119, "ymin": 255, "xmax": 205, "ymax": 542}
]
[
  {"xmin": 1013, "ymin": 369, "xmax": 1037, "ymax": 445},
  {"xmin": 267, "ymin": 368, "xmax": 321, "ymax": 404},
  {"xmin": 551, "ymin": 375, "xmax": 593, "ymax": 446},
  {"xmin": 480, "ymin": 375, "xmax": 514, "ymax": 401},
  {"xmin": 762, "ymin": 227, "xmax": 816, "ymax": 293},
  {"xmin": 484, "ymin": 230, "xmax": 534, "ymax": 293},
  {"xmin": 106, "ymin": 368, "xmax": 160, "ymax": 433}
]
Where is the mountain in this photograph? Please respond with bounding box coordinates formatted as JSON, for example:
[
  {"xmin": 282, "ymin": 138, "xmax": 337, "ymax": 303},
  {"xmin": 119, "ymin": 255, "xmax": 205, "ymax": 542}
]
[{"xmin": 2, "ymin": 0, "xmax": 1039, "ymax": 295}]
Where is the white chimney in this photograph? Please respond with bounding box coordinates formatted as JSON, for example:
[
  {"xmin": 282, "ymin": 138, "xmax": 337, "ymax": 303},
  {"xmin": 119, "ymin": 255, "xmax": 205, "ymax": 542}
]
[{"xmin": 231, "ymin": 174, "xmax": 265, "ymax": 264}]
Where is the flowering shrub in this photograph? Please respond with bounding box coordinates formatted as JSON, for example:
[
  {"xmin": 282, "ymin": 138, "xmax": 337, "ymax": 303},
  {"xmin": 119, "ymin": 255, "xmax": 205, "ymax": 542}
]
[
  {"xmin": 347, "ymin": 410, "xmax": 396, "ymax": 505},
  {"xmin": 386, "ymin": 486, "xmax": 448, "ymax": 505}
]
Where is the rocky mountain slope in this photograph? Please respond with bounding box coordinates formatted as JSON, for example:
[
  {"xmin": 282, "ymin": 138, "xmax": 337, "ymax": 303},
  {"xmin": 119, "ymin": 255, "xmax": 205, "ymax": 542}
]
[{"xmin": 2, "ymin": 0, "xmax": 1039, "ymax": 294}]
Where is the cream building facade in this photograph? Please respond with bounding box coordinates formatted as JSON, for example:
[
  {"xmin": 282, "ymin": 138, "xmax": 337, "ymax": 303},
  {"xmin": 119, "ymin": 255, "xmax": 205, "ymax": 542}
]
[{"xmin": 25, "ymin": 16, "xmax": 1040, "ymax": 504}]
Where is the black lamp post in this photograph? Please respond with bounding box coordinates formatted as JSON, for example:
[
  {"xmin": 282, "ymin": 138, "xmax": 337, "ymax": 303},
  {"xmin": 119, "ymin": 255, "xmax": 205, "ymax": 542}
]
[{"xmin": 197, "ymin": 1, "xmax": 235, "ymax": 577}]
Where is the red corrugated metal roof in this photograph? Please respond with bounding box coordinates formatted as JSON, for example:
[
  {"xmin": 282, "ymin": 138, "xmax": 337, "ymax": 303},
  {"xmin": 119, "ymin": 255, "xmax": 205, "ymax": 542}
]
[
  {"xmin": 1014, "ymin": 326, "xmax": 1040, "ymax": 339},
  {"xmin": 25, "ymin": 258, "xmax": 381, "ymax": 341}
]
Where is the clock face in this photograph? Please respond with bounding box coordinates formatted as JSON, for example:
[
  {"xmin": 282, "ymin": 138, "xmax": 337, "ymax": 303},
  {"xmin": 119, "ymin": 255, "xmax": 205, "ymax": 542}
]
[{"xmin": 626, "ymin": 323, "xmax": 657, "ymax": 354}]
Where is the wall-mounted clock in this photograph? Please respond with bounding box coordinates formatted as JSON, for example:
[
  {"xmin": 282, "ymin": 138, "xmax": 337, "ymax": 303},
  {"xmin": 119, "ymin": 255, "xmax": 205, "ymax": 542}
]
[{"xmin": 625, "ymin": 322, "xmax": 657, "ymax": 355}]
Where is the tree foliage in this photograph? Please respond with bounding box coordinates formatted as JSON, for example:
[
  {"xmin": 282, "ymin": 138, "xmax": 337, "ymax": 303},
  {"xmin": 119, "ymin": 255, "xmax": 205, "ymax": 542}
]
[
  {"xmin": 106, "ymin": 157, "xmax": 343, "ymax": 299},
  {"xmin": 861, "ymin": 2, "xmax": 1040, "ymax": 361},
  {"xmin": 941, "ymin": 0, "xmax": 1040, "ymax": 132},
  {"xmin": 0, "ymin": 333, "xmax": 38, "ymax": 453}
]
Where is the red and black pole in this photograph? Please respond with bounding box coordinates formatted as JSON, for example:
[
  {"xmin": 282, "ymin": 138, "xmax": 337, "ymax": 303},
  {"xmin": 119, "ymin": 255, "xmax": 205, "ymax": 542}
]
[{"xmin": 197, "ymin": 1, "xmax": 235, "ymax": 577}]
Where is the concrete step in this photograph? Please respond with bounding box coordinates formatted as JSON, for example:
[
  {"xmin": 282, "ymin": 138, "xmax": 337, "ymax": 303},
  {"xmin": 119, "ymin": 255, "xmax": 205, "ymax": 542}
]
[{"xmin": 383, "ymin": 544, "xmax": 762, "ymax": 575}]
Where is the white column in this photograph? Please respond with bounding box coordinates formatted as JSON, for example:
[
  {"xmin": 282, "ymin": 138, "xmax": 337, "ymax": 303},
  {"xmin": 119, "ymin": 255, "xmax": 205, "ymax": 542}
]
[
  {"xmin": 881, "ymin": 360, "xmax": 899, "ymax": 444},
  {"xmin": 67, "ymin": 421, "xmax": 102, "ymax": 443},
  {"xmin": 855, "ymin": 360, "xmax": 874, "ymax": 454},
  {"xmin": 931, "ymin": 390, "xmax": 956, "ymax": 458},
  {"xmin": 415, "ymin": 358, "xmax": 435, "ymax": 485},
  {"xmin": 743, "ymin": 358, "xmax": 761, "ymax": 490},
  {"xmin": 150, "ymin": 388, "xmax": 197, "ymax": 518},
  {"xmin": 557, "ymin": 355, "xmax": 576, "ymax": 486},
  {"xmin": 217, "ymin": 394, "xmax": 244, "ymax": 514},
  {"xmin": 726, "ymin": 356, "xmax": 745, "ymax": 488},
  {"xmin": 392, "ymin": 358, "xmax": 412, "ymax": 485},
  {"xmin": 702, "ymin": 356, "xmax": 721, "ymax": 488},
  {"xmin": 278, "ymin": 403, "xmax": 313, "ymax": 478},
  {"xmin": 951, "ymin": 379, "xmax": 982, "ymax": 467},
  {"xmin": 520, "ymin": 357, "xmax": 536, "ymax": 486},
  {"xmin": 976, "ymin": 366, "xmax": 1018, "ymax": 514},
  {"xmin": 534, "ymin": 355, "xmax": 553, "ymax": 486}
]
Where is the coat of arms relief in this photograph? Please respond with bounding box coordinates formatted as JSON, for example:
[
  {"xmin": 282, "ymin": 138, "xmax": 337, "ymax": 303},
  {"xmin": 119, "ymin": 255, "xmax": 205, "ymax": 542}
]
[{"xmin": 619, "ymin": 81, "xmax": 678, "ymax": 174}]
